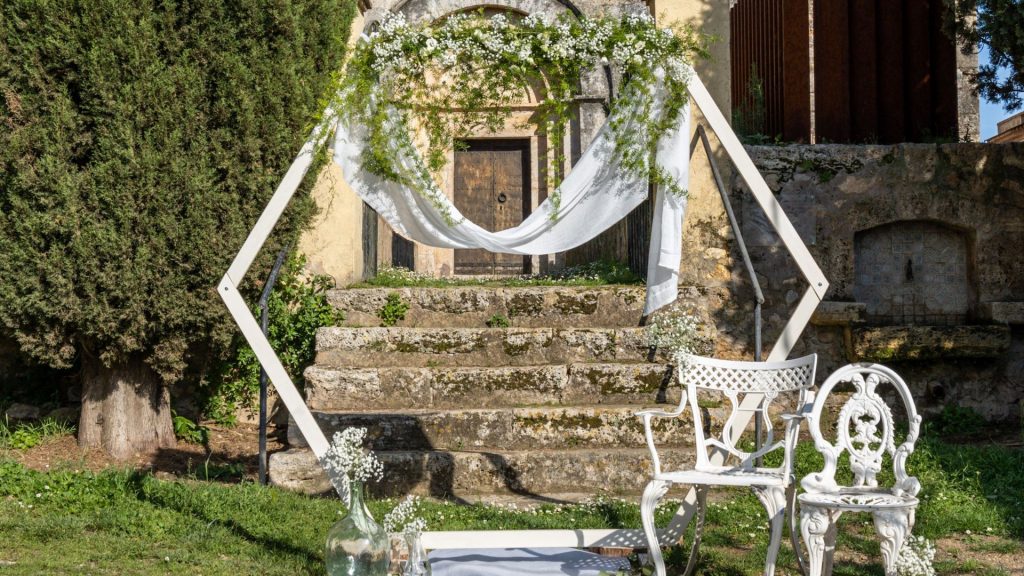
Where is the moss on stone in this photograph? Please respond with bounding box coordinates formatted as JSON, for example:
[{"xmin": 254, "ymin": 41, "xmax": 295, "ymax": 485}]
[
  {"xmin": 366, "ymin": 339, "xmax": 388, "ymax": 352},
  {"xmin": 508, "ymin": 293, "xmax": 544, "ymax": 317},
  {"xmin": 519, "ymin": 412, "xmax": 609, "ymax": 431},
  {"xmin": 554, "ymin": 292, "xmax": 599, "ymax": 315},
  {"xmin": 502, "ymin": 340, "xmax": 534, "ymax": 356}
]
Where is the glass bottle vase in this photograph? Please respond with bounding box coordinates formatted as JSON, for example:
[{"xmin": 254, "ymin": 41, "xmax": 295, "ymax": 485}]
[
  {"xmin": 325, "ymin": 481, "xmax": 391, "ymax": 576},
  {"xmin": 402, "ymin": 531, "xmax": 431, "ymax": 576}
]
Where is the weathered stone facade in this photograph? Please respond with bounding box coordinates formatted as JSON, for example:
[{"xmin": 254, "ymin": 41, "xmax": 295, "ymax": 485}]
[
  {"xmin": 699, "ymin": 142, "xmax": 1024, "ymax": 421},
  {"xmin": 298, "ymin": 0, "xmax": 733, "ymax": 285}
]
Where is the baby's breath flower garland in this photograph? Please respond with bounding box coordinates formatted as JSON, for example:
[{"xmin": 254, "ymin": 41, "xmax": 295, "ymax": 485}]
[{"xmin": 337, "ymin": 10, "xmax": 707, "ymax": 222}]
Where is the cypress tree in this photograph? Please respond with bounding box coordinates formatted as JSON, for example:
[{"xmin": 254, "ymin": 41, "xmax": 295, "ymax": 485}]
[{"xmin": 0, "ymin": 0, "xmax": 355, "ymax": 458}]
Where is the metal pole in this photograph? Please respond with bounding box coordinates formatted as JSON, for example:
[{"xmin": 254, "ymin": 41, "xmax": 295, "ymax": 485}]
[
  {"xmin": 697, "ymin": 125, "xmax": 767, "ymax": 463},
  {"xmin": 258, "ymin": 245, "xmax": 291, "ymax": 486}
]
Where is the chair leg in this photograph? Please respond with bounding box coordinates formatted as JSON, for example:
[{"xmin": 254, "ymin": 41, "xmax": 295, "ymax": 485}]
[
  {"xmin": 788, "ymin": 485, "xmax": 807, "ymax": 576},
  {"xmin": 873, "ymin": 508, "xmax": 914, "ymax": 576},
  {"xmin": 800, "ymin": 506, "xmax": 835, "ymax": 576},
  {"xmin": 821, "ymin": 515, "xmax": 839, "ymax": 576},
  {"xmin": 640, "ymin": 479, "xmax": 672, "ymax": 576},
  {"xmin": 683, "ymin": 486, "xmax": 708, "ymax": 576},
  {"xmin": 753, "ymin": 486, "xmax": 787, "ymax": 576}
]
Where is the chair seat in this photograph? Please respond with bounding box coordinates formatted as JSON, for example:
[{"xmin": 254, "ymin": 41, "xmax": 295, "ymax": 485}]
[
  {"xmin": 799, "ymin": 489, "xmax": 918, "ymax": 511},
  {"xmin": 656, "ymin": 467, "xmax": 787, "ymax": 487}
]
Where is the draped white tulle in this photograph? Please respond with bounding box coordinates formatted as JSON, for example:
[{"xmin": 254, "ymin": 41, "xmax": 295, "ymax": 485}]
[{"xmin": 332, "ymin": 89, "xmax": 690, "ymax": 315}]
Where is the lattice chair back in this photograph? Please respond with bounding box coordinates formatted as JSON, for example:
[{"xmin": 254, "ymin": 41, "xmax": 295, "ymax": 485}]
[
  {"xmin": 679, "ymin": 353, "xmax": 817, "ymax": 473},
  {"xmin": 803, "ymin": 363, "xmax": 922, "ymax": 499}
]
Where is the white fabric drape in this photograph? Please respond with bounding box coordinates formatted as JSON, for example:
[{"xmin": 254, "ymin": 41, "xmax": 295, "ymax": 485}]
[{"xmin": 332, "ymin": 82, "xmax": 690, "ymax": 315}]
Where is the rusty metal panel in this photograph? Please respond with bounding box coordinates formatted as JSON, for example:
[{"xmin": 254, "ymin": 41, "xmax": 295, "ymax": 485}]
[
  {"xmin": 930, "ymin": 0, "xmax": 959, "ymax": 140},
  {"xmin": 904, "ymin": 0, "xmax": 933, "ymax": 142},
  {"xmin": 782, "ymin": 0, "xmax": 811, "ymax": 142},
  {"xmin": 814, "ymin": 0, "xmax": 851, "ymax": 142},
  {"xmin": 877, "ymin": 0, "xmax": 906, "ymax": 143},
  {"xmin": 849, "ymin": 0, "xmax": 878, "ymax": 142},
  {"xmin": 731, "ymin": 0, "xmax": 792, "ymax": 140}
]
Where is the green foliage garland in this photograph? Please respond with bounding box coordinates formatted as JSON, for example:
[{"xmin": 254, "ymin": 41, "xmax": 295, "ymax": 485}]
[{"xmin": 337, "ymin": 11, "xmax": 708, "ymax": 222}]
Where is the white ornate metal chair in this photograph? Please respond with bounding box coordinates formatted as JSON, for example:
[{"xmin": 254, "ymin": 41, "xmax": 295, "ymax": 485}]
[
  {"xmin": 797, "ymin": 363, "xmax": 922, "ymax": 576},
  {"xmin": 637, "ymin": 353, "xmax": 817, "ymax": 576}
]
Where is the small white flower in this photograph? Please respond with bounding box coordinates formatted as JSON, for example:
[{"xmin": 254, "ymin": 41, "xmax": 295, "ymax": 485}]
[{"xmin": 319, "ymin": 427, "xmax": 384, "ymax": 498}]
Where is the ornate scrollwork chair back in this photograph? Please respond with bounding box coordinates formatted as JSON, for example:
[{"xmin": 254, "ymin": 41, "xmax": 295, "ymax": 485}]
[
  {"xmin": 638, "ymin": 353, "xmax": 817, "ymax": 576},
  {"xmin": 798, "ymin": 363, "xmax": 923, "ymax": 576}
]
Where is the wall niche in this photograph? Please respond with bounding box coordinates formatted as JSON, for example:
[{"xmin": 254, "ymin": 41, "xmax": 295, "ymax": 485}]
[{"xmin": 853, "ymin": 221, "xmax": 973, "ymax": 326}]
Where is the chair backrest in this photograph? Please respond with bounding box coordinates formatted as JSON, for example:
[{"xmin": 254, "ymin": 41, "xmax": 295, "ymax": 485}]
[
  {"xmin": 679, "ymin": 353, "xmax": 817, "ymax": 471},
  {"xmin": 803, "ymin": 363, "xmax": 922, "ymax": 497}
]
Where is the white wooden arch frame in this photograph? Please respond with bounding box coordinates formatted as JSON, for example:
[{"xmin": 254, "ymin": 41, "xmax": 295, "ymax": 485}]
[{"xmin": 218, "ymin": 71, "xmax": 829, "ymax": 550}]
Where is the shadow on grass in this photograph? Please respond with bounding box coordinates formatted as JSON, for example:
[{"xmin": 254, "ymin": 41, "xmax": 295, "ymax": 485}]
[{"xmin": 130, "ymin": 451, "xmax": 323, "ymax": 568}]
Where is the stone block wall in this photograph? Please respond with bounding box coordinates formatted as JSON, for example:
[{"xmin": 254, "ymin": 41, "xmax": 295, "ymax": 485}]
[{"xmin": 695, "ymin": 142, "xmax": 1024, "ymax": 422}]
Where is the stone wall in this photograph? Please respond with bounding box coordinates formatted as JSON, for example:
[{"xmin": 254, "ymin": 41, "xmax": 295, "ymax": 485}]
[{"xmin": 698, "ymin": 142, "xmax": 1024, "ymax": 422}]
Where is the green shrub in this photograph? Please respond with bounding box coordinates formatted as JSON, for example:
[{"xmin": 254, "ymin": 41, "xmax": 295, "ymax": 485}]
[
  {"xmin": 203, "ymin": 254, "xmax": 343, "ymax": 425},
  {"xmin": 0, "ymin": 0, "xmax": 356, "ymax": 451},
  {"xmin": 171, "ymin": 411, "xmax": 209, "ymax": 446},
  {"xmin": 378, "ymin": 293, "xmax": 410, "ymax": 327}
]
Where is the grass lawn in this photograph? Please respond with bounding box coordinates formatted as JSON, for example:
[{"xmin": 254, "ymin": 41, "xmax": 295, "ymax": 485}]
[{"xmin": 0, "ymin": 433, "xmax": 1021, "ymax": 575}]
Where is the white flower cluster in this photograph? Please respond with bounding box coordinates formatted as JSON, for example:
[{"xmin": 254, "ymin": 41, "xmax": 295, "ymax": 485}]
[
  {"xmin": 646, "ymin": 310, "xmax": 708, "ymax": 357},
  {"xmin": 344, "ymin": 10, "xmax": 700, "ymax": 220},
  {"xmin": 895, "ymin": 535, "xmax": 936, "ymax": 576},
  {"xmin": 365, "ymin": 10, "xmax": 686, "ymax": 78},
  {"xmin": 320, "ymin": 427, "xmax": 384, "ymax": 497},
  {"xmin": 383, "ymin": 495, "xmax": 428, "ymax": 534}
]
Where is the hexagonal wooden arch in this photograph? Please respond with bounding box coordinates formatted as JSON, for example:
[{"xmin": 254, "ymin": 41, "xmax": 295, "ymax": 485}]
[{"xmin": 218, "ymin": 70, "xmax": 829, "ymax": 549}]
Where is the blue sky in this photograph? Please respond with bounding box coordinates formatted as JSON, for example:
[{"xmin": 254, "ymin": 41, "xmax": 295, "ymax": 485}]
[{"xmin": 979, "ymin": 45, "xmax": 1016, "ymax": 141}]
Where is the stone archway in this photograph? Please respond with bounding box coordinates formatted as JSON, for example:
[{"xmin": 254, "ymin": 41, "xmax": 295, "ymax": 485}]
[{"xmin": 369, "ymin": 0, "xmax": 629, "ymax": 276}]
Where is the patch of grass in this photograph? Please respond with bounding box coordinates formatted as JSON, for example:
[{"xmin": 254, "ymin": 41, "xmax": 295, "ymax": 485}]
[
  {"xmin": 967, "ymin": 538, "xmax": 1022, "ymax": 555},
  {"xmin": 354, "ymin": 261, "xmax": 643, "ymax": 289},
  {"xmin": 939, "ymin": 558, "xmax": 1011, "ymax": 576},
  {"xmin": 0, "ymin": 432, "xmax": 1020, "ymax": 574},
  {"xmin": 0, "ymin": 417, "xmax": 75, "ymax": 450},
  {"xmin": 485, "ymin": 314, "xmax": 511, "ymax": 328},
  {"xmin": 925, "ymin": 404, "xmax": 986, "ymax": 438}
]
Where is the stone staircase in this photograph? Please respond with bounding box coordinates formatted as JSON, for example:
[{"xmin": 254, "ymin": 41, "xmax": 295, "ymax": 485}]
[{"xmin": 269, "ymin": 286, "xmax": 703, "ymax": 501}]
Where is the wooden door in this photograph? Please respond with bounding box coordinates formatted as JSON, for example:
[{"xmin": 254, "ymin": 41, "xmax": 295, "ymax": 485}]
[{"xmin": 454, "ymin": 140, "xmax": 530, "ymax": 275}]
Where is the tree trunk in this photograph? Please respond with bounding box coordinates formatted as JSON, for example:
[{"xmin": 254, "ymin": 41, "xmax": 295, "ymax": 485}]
[{"xmin": 79, "ymin": 355, "xmax": 176, "ymax": 460}]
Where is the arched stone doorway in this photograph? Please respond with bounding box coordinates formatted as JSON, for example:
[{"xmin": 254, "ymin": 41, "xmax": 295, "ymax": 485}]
[{"xmin": 369, "ymin": 0, "xmax": 640, "ymax": 277}]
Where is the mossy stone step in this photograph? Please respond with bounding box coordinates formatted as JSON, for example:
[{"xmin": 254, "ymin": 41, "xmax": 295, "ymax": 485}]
[
  {"xmin": 304, "ymin": 363, "xmax": 680, "ymax": 411},
  {"xmin": 315, "ymin": 327, "xmax": 667, "ymax": 368},
  {"xmin": 329, "ymin": 286, "xmax": 646, "ymax": 329},
  {"xmin": 290, "ymin": 405, "xmax": 707, "ymax": 452},
  {"xmin": 269, "ymin": 447, "xmax": 696, "ymax": 498}
]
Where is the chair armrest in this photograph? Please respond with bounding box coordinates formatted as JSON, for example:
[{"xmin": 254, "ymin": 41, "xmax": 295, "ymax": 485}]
[{"xmin": 635, "ymin": 404, "xmax": 687, "ymax": 477}]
